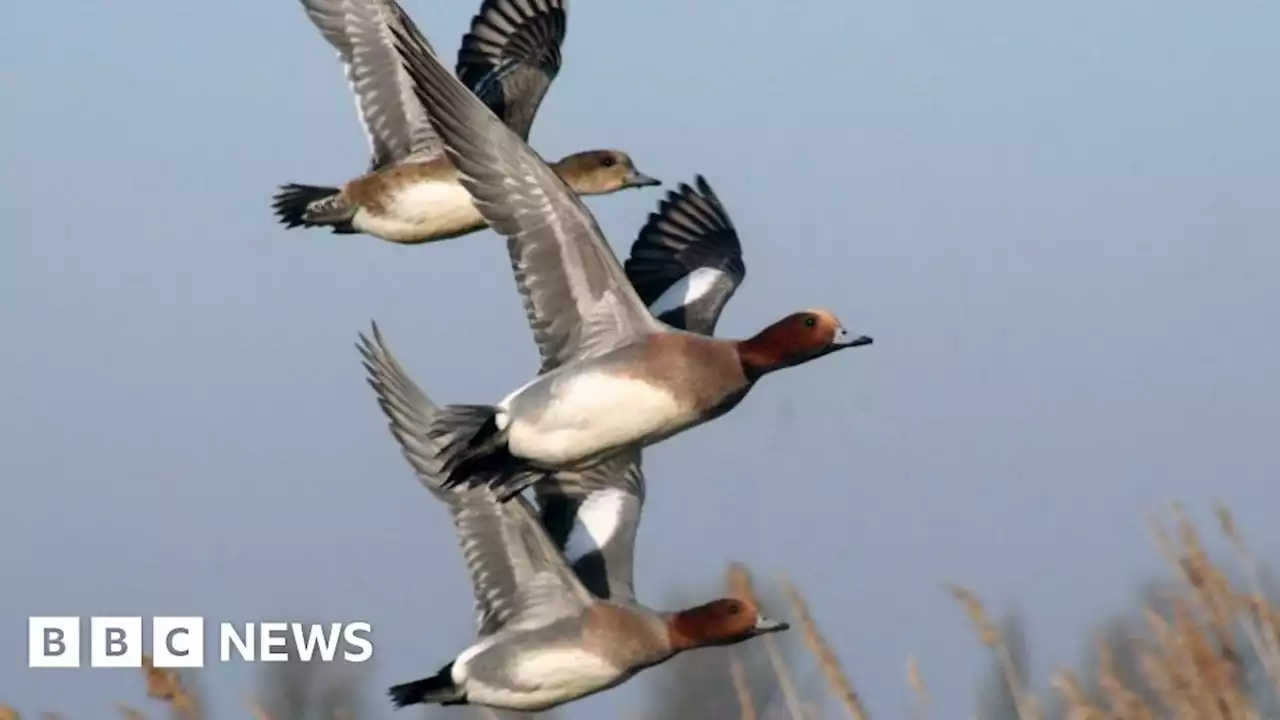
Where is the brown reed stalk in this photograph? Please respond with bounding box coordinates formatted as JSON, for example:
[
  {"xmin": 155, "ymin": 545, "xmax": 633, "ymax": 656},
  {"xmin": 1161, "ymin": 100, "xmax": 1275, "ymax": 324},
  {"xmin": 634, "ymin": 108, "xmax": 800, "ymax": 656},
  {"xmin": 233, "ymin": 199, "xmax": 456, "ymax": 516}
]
[
  {"xmin": 1217, "ymin": 504, "xmax": 1280, "ymax": 695},
  {"xmin": 728, "ymin": 651, "xmax": 759, "ymax": 720},
  {"xmin": 779, "ymin": 576, "xmax": 867, "ymax": 719},
  {"xmin": 726, "ymin": 563, "xmax": 805, "ymax": 720},
  {"xmin": 1044, "ymin": 504, "xmax": 1277, "ymax": 720},
  {"xmin": 1092, "ymin": 630, "xmax": 1152, "ymax": 719},
  {"xmin": 140, "ymin": 653, "xmax": 201, "ymax": 720},
  {"xmin": 945, "ymin": 584, "xmax": 1042, "ymax": 720},
  {"xmin": 906, "ymin": 654, "xmax": 931, "ymax": 720},
  {"xmin": 1147, "ymin": 506, "xmax": 1261, "ymax": 718},
  {"xmin": 1049, "ymin": 668, "xmax": 1105, "ymax": 720}
]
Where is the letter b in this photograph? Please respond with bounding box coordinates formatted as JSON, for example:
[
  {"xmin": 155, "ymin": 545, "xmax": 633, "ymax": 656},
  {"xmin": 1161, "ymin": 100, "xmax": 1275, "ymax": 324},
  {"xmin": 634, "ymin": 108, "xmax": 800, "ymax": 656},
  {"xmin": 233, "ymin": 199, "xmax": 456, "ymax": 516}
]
[
  {"xmin": 29, "ymin": 617, "xmax": 80, "ymax": 668},
  {"xmin": 91, "ymin": 617, "xmax": 142, "ymax": 667}
]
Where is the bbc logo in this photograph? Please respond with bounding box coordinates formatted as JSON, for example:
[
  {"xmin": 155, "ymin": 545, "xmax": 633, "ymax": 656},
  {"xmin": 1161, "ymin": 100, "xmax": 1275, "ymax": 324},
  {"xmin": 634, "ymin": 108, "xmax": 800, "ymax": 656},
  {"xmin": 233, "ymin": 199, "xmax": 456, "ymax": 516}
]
[
  {"xmin": 30, "ymin": 617, "xmax": 374, "ymax": 667},
  {"xmin": 29, "ymin": 617, "xmax": 204, "ymax": 668}
]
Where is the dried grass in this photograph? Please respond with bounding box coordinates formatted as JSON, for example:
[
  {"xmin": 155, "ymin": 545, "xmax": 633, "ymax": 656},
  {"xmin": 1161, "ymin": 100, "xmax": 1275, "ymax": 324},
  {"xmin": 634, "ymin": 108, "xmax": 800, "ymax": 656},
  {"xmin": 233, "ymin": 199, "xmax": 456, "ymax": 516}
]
[
  {"xmin": 140, "ymin": 653, "xmax": 201, "ymax": 719},
  {"xmin": 7, "ymin": 503, "xmax": 1275, "ymax": 719},
  {"xmin": 730, "ymin": 562, "xmax": 807, "ymax": 720},
  {"xmin": 949, "ymin": 503, "xmax": 1279, "ymax": 720},
  {"xmin": 780, "ymin": 576, "xmax": 868, "ymax": 719}
]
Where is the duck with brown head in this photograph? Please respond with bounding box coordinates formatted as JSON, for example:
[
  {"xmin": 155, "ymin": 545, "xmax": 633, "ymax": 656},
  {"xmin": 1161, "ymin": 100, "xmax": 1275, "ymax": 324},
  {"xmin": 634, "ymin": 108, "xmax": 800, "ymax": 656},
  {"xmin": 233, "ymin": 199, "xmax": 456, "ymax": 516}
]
[
  {"xmin": 271, "ymin": 0, "xmax": 659, "ymax": 245},
  {"xmin": 665, "ymin": 597, "xmax": 790, "ymax": 651},
  {"xmin": 738, "ymin": 309, "xmax": 874, "ymax": 380},
  {"xmin": 358, "ymin": 345, "xmax": 790, "ymax": 712},
  {"xmin": 553, "ymin": 149, "xmax": 661, "ymax": 196},
  {"xmin": 382, "ymin": 14, "xmax": 873, "ymax": 497},
  {"xmin": 379, "ymin": 487, "xmax": 791, "ymax": 712}
]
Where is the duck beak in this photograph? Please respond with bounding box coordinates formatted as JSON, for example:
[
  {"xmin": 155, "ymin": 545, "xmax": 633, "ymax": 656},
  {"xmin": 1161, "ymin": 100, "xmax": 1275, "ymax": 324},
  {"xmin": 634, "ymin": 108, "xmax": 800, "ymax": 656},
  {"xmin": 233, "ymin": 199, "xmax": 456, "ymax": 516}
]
[
  {"xmin": 625, "ymin": 168, "xmax": 661, "ymax": 188},
  {"xmin": 754, "ymin": 615, "xmax": 790, "ymax": 634},
  {"xmin": 833, "ymin": 325, "xmax": 874, "ymax": 349}
]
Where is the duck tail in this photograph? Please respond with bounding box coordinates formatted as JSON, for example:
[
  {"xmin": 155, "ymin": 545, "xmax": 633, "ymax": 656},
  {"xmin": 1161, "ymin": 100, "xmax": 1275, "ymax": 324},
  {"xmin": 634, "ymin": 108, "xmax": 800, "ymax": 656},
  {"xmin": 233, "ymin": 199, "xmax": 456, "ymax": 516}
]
[
  {"xmin": 388, "ymin": 662, "xmax": 466, "ymax": 708},
  {"xmin": 430, "ymin": 404, "xmax": 546, "ymax": 500},
  {"xmin": 271, "ymin": 183, "xmax": 354, "ymax": 231}
]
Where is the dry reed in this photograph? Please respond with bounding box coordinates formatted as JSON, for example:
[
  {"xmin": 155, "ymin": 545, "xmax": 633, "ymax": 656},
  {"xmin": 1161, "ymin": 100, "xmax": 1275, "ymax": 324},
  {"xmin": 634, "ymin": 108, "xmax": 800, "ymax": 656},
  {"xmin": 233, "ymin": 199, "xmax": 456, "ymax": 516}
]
[
  {"xmin": 948, "ymin": 503, "xmax": 1278, "ymax": 720},
  {"xmin": 729, "ymin": 651, "xmax": 760, "ymax": 720},
  {"xmin": 780, "ymin": 576, "xmax": 868, "ymax": 719},
  {"xmin": 906, "ymin": 654, "xmax": 931, "ymax": 719}
]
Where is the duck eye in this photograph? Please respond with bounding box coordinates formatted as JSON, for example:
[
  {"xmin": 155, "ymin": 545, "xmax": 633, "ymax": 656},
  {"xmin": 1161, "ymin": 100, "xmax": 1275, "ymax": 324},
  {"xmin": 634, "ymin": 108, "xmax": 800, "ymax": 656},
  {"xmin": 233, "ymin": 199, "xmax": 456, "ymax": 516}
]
[
  {"xmin": 803, "ymin": 317, "xmax": 817, "ymax": 328},
  {"xmin": 601, "ymin": 156, "xmax": 617, "ymax": 168},
  {"xmin": 727, "ymin": 603, "xmax": 741, "ymax": 615}
]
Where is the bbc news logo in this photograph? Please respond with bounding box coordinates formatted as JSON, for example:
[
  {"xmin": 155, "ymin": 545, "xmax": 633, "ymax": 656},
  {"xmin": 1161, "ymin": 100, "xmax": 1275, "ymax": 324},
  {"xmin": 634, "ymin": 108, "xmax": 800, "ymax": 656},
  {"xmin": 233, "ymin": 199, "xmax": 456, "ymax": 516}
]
[{"xmin": 28, "ymin": 617, "xmax": 373, "ymax": 668}]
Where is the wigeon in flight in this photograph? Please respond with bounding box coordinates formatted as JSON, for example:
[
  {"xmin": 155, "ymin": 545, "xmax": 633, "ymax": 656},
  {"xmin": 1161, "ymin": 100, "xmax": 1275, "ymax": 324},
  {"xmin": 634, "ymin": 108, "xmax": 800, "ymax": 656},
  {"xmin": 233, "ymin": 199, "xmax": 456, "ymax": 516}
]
[
  {"xmin": 359, "ymin": 328, "xmax": 788, "ymax": 712},
  {"xmin": 362, "ymin": 175, "xmax": 751, "ymax": 602},
  {"xmin": 383, "ymin": 18, "xmax": 873, "ymax": 498},
  {"xmin": 272, "ymin": 0, "xmax": 658, "ymax": 245}
]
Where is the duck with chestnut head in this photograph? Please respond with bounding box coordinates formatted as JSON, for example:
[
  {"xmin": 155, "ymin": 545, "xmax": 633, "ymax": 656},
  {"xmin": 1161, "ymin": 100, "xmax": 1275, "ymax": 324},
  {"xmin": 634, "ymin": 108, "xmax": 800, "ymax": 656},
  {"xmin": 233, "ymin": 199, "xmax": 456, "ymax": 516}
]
[
  {"xmin": 381, "ymin": 20, "xmax": 874, "ymax": 498},
  {"xmin": 372, "ymin": 455, "xmax": 786, "ymax": 712}
]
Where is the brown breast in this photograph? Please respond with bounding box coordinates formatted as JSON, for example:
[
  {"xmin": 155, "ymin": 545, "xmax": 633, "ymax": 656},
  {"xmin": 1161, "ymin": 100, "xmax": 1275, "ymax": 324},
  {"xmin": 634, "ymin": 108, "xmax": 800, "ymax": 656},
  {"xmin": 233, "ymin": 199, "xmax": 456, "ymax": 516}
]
[
  {"xmin": 581, "ymin": 604, "xmax": 672, "ymax": 668},
  {"xmin": 343, "ymin": 156, "xmax": 459, "ymax": 212},
  {"xmin": 630, "ymin": 333, "xmax": 751, "ymax": 416}
]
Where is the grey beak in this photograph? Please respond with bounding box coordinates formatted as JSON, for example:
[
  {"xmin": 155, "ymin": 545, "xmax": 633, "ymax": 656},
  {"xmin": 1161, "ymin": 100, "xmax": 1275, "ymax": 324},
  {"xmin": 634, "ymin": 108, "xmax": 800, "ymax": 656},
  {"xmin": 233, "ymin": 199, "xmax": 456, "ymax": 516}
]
[
  {"xmin": 834, "ymin": 326, "xmax": 874, "ymax": 348},
  {"xmin": 626, "ymin": 169, "xmax": 661, "ymax": 188},
  {"xmin": 754, "ymin": 615, "xmax": 790, "ymax": 634}
]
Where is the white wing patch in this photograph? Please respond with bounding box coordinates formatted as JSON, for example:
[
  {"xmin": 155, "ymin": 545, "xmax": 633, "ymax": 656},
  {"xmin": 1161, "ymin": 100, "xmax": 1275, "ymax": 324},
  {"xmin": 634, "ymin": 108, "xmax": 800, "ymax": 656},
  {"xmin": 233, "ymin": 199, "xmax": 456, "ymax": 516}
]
[
  {"xmin": 647, "ymin": 268, "xmax": 730, "ymax": 318},
  {"xmin": 561, "ymin": 489, "xmax": 629, "ymax": 565}
]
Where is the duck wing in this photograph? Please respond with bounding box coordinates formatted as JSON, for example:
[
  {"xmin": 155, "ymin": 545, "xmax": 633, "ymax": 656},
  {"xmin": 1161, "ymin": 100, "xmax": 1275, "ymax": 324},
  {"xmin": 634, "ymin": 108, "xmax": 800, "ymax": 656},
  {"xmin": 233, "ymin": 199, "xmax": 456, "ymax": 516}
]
[
  {"xmin": 388, "ymin": 19, "xmax": 663, "ymax": 374},
  {"xmin": 455, "ymin": 0, "xmax": 567, "ymax": 142},
  {"xmin": 625, "ymin": 175, "xmax": 747, "ymax": 337},
  {"xmin": 358, "ymin": 324, "xmax": 594, "ymax": 635},
  {"xmin": 534, "ymin": 455, "xmax": 644, "ymax": 604},
  {"xmin": 296, "ymin": 0, "xmax": 444, "ymax": 169}
]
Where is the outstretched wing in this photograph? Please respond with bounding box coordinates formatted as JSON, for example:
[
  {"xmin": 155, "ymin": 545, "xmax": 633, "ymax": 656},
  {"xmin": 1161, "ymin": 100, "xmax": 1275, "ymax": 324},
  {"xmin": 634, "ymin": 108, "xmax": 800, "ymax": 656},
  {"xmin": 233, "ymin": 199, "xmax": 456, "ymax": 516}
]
[
  {"xmin": 297, "ymin": 0, "xmax": 444, "ymax": 169},
  {"xmin": 625, "ymin": 176, "xmax": 746, "ymax": 336},
  {"xmin": 456, "ymin": 0, "xmax": 567, "ymax": 141},
  {"xmin": 388, "ymin": 17, "xmax": 663, "ymax": 376},
  {"xmin": 358, "ymin": 324, "xmax": 593, "ymax": 636}
]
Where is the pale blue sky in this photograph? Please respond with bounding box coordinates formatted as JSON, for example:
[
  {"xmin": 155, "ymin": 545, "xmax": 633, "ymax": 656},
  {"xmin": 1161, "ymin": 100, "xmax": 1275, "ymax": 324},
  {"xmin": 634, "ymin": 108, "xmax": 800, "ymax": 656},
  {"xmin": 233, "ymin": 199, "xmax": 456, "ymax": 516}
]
[{"xmin": 4, "ymin": 0, "xmax": 1278, "ymax": 716}]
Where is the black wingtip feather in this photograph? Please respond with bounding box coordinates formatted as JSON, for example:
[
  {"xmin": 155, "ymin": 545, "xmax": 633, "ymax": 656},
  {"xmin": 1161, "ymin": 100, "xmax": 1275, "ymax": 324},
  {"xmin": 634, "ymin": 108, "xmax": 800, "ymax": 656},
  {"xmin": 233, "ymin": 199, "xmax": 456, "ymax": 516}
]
[
  {"xmin": 623, "ymin": 175, "xmax": 746, "ymax": 308},
  {"xmin": 458, "ymin": 0, "xmax": 567, "ymax": 71}
]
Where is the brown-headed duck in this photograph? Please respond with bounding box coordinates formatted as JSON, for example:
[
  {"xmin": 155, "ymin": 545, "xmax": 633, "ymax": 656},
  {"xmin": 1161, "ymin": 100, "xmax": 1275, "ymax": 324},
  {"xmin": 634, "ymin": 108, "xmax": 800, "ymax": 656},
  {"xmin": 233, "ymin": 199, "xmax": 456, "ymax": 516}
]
[
  {"xmin": 385, "ymin": 19, "xmax": 873, "ymax": 497},
  {"xmin": 359, "ymin": 330, "xmax": 788, "ymax": 712},
  {"xmin": 271, "ymin": 0, "xmax": 658, "ymax": 244}
]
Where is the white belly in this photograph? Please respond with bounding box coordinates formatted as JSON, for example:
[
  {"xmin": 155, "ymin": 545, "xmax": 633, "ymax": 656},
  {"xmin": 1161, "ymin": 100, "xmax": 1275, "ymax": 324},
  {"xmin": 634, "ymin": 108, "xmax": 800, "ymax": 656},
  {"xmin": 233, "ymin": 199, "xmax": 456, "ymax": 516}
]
[
  {"xmin": 503, "ymin": 374, "xmax": 686, "ymax": 467},
  {"xmin": 466, "ymin": 648, "xmax": 622, "ymax": 711},
  {"xmin": 352, "ymin": 180, "xmax": 481, "ymax": 242}
]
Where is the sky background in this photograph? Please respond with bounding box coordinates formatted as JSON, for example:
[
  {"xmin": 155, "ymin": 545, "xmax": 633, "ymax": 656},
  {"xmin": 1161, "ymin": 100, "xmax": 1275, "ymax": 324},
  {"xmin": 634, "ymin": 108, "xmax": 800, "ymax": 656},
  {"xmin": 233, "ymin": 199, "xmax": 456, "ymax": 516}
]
[{"xmin": 4, "ymin": 0, "xmax": 1278, "ymax": 716}]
